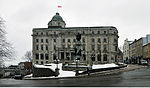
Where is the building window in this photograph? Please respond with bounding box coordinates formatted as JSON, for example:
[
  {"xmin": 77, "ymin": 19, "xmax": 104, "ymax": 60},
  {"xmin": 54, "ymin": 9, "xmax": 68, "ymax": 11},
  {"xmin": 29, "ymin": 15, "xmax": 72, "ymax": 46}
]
[
  {"xmin": 103, "ymin": 54, "xmax": 107, "ymax": 61},
  {"xmin": 41, "ymin": 45, "xmax": 43, "ymax": 50},
  {"xmin": 91, "ymin": 54, "xmax": 95, "ymax": 61},
  {"xmin": 36, "ymin": 45, "xmax": 39, "ymax": 50},
  {"xmin": 53, "ymin": 39, "xmax": 56, "ymax": 43},
  {"xmin": 98, "ymin": 38, "xmax": 101, "ymax": 43},
  {"xmin": 92, "ymin": 45, "xmax": 95, "ymax": 50},
  {"xmin": 103, "ymin": 38, "xmax": 107, "ymax": 43},
  {"xmin": 54, "ymin": 45, "xmax": 56, "ymax": 50},
  {"xmin": 92, "ymin": 38, "xmax": 95, "ymax": 43},
  {"xmin": 40, "ymin": 54, "xmax": 44, "ymax": 60},
  {"xmin": 41, "ymin": 32, "xmax": 43, "ymax": 35},
  {"xmin": 46, "ymin": 39, "xmax": 48, "ymax": 43},
  {"xmin": 98, "ymin": 31, "xmax": 100, "ymax": 34},
  {"xmin": 41, "ymin": 39, "xmax": 43, "ymax": 43},
  {"xmin": 62, "ymin": 39, "xmax": 65, "ymax": 43},
  {"xmin": 82, "ymin": 38, "xmax": 85, "ymax": 43},
  {"xmin": 53, "ymin": 54, "xmax": 56, "ymax": 60},
  {"xmin": 97, "ymin": 54, "xmax": 101, "ymax": 61},
  {"xmin": 104, "ymin": 31, "xmax": 106, "ymax": 34},
  {"xmin": 103, "ymin": 45, "xmax": 107, "ymax": 50},
  {"xmin": 45, "ymin": 54, "xmax": 49, "ymax": 60},
  {"xmin": 97, "ymin": 44, "xmax": 101, "ymax": 50},
  {"xmin": 36, "ymin": 54, "xmax": 39, "ymax": 60},
  {"xmin": 46, "ymin": 45, "xmax": 48, "ymax": 50},
  {"xmin": 68, "ymin": 39, "xmax": 71, "ymax": 43},
  {"xmin": 36, "ymin": 39, "xmax": 39, "ymax": 43}
]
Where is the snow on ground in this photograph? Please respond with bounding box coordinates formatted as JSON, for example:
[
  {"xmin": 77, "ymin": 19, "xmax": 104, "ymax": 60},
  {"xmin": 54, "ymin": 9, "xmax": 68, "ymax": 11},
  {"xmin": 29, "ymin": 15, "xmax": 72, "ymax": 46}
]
[
  {"xmin": 92, "ymin": 63, "xmax": 119, "ymax": 69},
  {"xmin": 28, "ymin": 63, "xmax": 118, "ymax": 78},
  {"xmin": 34, "ymin": 63, "xmax": 75, "ymax": 77}
]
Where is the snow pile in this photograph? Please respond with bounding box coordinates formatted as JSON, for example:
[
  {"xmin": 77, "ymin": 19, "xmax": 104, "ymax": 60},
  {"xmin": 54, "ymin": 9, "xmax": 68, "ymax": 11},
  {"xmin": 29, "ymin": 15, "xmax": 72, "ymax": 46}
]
[
  {"xmin": 30, "ymin": 63, "xmax": 118, "ymax": 78},
  {"xmin": 34, "ymin": 63, "xmax": 75, "ymax": 77},
  {"xmin": 92, "ymin": 63, "xmax": 118, "ymax": 69}
]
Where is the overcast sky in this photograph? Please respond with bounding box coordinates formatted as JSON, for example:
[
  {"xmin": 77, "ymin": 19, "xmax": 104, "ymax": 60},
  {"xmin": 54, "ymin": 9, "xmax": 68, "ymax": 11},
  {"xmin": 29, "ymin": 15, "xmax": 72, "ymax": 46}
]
[{"xmin": 0, "ymin": 0, "xmax": 150, "ymax": 66}]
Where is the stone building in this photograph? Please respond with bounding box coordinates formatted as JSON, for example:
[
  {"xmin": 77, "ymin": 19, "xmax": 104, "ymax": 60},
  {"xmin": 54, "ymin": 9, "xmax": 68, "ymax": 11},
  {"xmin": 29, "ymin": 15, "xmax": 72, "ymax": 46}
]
[
  {"xmin": 129, "ymin": 37, "xmax": 147, "ymax": 64},
  {"xmin": 123, "ymin": 38, "xmax": 133, "ymax": 63},
  {"xmin": 143, "ymin": 42, "xmax": 150, "ymax": 64},
  {"xmin": 32, "ymin": 13, "xmax": 119, "ymax": 65},
  {"xmin": 129, "ymin": 35, "xmax": 150, "ymax": 64}
]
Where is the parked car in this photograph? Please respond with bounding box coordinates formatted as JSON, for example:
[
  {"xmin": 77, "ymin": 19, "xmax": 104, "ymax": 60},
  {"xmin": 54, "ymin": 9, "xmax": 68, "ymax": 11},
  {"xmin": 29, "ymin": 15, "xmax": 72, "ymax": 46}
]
[{"xmin": 140, "ymin": 60, "xmax": 148, "ymax": 65}]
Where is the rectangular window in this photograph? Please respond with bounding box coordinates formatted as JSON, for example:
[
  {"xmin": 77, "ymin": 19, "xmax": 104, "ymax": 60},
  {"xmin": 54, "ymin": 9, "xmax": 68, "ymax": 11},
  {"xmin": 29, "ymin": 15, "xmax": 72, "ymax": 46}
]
[
  {"xmin": 53, "ymin": 39, "xmax": 56, "ymax": 42},
  {"xmin": 41, "ymin": 45, "xmax": 43, "ymax": 50},
  {"xmin": 46, "ymin": 39, "xmax": 48, "ymax": 43},
  {"xmin": 41, "ymin": 39, "xmax": 43, "ymax": 43},
  {"xmin": 46, "ymin": 45, "xmax": 48, "ymax": 50},
  {"xmin": 68, "ymin": 39, "xmax": 71, "ymax": 43},
  {"xmin": 36, "ymin": 39, "xmax": 39, "ymax": 43},
  {"xmin": 97, "ymin": 44, "xmax": 101, "ymax": 50},
  {"xmin": 54, "ymin": 45, "xmax": 56, "ymax": 50},
  {"xmin": 36, "ymin": 54, "xmax": 39, "ymax": 60},
  {"xmin": 40, "ymin": 54, "xmax": 44, "ymax": 59},
  {"xmin": 36, "ymin": 45, "xmax": 39, "ymax": 50},
  {"xmin": 45, "ymin": 54, "xmax": 49, "ymax": 60}
]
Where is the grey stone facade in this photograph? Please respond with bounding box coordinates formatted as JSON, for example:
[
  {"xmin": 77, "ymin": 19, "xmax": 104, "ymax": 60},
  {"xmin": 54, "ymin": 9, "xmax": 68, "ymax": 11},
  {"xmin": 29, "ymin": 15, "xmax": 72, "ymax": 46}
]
[{"xmin": 32, "ymin": 13, "xmax": 119, "ymax": 65}]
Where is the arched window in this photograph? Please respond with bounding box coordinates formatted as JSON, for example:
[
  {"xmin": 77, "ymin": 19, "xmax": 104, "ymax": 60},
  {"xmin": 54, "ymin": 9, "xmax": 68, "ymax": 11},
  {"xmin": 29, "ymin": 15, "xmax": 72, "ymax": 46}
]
[
  {"xmin": 92, "ymin": 38, "xmax": 95, "ymax": 43},
  {"xmin": 98, "ymin": 38, "xmax": 101, "ymax": 43},
  {"xmin": 103, "ymin": 38, "xmax": 107, "ymax": 43}
]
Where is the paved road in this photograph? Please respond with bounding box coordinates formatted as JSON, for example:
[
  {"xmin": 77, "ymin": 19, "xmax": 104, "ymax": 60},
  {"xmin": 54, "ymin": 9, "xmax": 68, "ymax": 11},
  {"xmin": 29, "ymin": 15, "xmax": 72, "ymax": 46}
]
[{"xmin": 0, "ymin": 66, "xmax": 150, "ymax": 87}]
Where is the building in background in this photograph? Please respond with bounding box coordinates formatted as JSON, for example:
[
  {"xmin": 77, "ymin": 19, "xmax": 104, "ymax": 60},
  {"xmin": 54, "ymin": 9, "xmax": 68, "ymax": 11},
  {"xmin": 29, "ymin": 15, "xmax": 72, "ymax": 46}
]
[
  {"xmin": 129, "ymin": 34, "xmax": 150, "ymax": 64},
  {"xmin": 32, "ymin": 13, "xmax": 119, "ymax": 65},
  {"xmin": 143, "ymin": 43, "xmax": 150, "ymax": 64},
  {"xmin": 123, "ymin": 38, "xmax": 133, "ymax": 64}
]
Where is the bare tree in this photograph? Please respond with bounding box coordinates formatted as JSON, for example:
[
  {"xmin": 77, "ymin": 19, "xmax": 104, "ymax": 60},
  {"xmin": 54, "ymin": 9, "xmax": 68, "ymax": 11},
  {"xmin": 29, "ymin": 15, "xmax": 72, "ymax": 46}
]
[
  {"xmin": 22, "ymin": 51, "xmax": 32, "ymax": 62},
  {"xmin": 0, "ymin": 17, "xmax": 15, "ymax": 66}
]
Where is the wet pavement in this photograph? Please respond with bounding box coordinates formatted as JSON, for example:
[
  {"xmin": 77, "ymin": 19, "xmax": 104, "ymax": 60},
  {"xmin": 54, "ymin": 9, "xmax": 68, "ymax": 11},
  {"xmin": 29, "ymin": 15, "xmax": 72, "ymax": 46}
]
[{"xmin": 0, "ymin": 66, "xmax": 150, "ymax": 87}]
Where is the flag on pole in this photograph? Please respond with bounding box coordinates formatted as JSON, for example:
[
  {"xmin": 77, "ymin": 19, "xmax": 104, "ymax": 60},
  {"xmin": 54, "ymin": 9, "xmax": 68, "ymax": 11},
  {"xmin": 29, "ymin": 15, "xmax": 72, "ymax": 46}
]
[{"xmin": 58, "ymin": 6, "xmax": 62, "ymax": 8}]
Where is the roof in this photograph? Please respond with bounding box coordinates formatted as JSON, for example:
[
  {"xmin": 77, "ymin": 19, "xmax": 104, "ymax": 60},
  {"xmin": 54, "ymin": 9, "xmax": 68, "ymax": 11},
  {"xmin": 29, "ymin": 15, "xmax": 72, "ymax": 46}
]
[{"xmin": 33, "ymin": 26, "xmax": 117, "ymax": 31}]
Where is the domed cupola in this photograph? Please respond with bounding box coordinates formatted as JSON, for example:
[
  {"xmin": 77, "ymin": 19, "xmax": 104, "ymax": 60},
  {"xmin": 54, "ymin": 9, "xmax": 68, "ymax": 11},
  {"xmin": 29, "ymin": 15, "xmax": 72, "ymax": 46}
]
[{"xmin": 48, "ymin": 13, "xmax": 66, "ymax": 28}]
